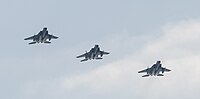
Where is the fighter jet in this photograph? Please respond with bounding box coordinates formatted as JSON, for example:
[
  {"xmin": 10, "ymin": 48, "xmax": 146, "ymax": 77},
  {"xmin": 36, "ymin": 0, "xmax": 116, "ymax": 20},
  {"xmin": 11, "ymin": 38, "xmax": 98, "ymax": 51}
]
[
  {"xmin": 138, "ymin": 61, "xmax": 171, "ymax": 77},
  {"xmin": 24, "ymin": 27, "xmax": 58, "ymax": 44},
  {"xmin": 76, "ymin": 45, "xmax": 109, "ymax": 62}
]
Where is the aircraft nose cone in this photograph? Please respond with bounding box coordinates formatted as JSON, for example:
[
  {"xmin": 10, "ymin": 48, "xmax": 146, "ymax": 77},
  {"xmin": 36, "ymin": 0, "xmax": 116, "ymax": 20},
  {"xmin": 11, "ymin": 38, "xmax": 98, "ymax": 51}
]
[
  {"xmin": 95, "ymin": 45, "xmax": 99, "ymax": 47},
  {"xmin": 43, "ymin": 27, "xmax": 47, "ymax": 30},
  {"xmin": 157, "ymin": 60, "xmax": 161, "ymax": 64}
]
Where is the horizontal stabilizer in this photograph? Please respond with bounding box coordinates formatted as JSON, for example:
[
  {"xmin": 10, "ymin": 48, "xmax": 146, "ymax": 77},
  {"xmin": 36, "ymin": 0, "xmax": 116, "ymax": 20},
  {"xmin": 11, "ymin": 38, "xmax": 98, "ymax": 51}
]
[
  {"xmin": 157, "ymin": 74, "xmax": 164, "ymax": 76},
  {"xmin": 80, "ymin": 59, "xmax": 88, "ymax": 62},
  {"xmin": 44, "ymin": 41, "xmax": 51, "ymax": 44},
  {"xmin": 29, "ymin": 42, "xmax": 36, "ymax": 44},
  {"xmin": 142, "ymin": 75, "xmax": 149, "ymax": 77},
  {"xmin": 96, "ymin": 57, "xmax": 103, "ymax": 60}
]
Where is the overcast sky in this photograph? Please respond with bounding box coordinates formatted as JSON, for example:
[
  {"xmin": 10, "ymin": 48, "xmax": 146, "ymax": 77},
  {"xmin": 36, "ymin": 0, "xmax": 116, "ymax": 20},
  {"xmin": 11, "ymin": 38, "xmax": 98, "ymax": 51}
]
[{"xmin": 1, "ymin": 0, "xmax": 200, "ymax": 99}]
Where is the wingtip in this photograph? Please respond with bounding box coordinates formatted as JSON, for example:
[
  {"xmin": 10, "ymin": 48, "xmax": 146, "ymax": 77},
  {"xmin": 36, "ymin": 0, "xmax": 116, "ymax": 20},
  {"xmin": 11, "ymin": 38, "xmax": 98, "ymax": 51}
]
[
  {"xmin": 28, "ymin": 42, "xmax": 36, "ymax": 45},
  {"xmin": 76, "ymin": 56, "xmax": 81, "ymax": 58},
  {"xmin": 138, "ymin": 71, "xmax": 142, "ymax": 73}
]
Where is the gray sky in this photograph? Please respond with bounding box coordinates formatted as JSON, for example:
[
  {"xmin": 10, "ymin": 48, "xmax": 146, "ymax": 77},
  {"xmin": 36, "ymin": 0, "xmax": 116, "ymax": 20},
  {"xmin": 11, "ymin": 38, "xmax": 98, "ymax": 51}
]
[{"xmin": 1, "ymin": 0, "xmax": 200, "ymax": 99}]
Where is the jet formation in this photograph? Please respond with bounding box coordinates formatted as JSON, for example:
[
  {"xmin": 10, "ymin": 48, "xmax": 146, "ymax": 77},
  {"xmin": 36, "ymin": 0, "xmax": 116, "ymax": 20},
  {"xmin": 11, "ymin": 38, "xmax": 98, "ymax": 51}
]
[
  {"xmin": 76, "ymin": 45, "xmax": 110, "ymax": 62},
  {"xmin": 24, "ymin": 27, "xmax": 171, "ymax": 77},
  {"xmin": 138, "ymin": 61, "xmax": 171, "ymax": 77},
  {"xmin": 24, "ymin": 27, "xmax": 58, "ymax": 44}
]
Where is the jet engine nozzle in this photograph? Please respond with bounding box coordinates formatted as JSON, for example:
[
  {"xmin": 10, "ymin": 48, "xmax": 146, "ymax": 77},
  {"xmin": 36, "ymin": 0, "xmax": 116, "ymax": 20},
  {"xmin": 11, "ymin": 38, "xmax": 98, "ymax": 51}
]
[
  {"xmin": 162, "ymin": 68, "xmax": 165, "ymax": 73},
  {"xmin": 100, "ymin": 51, "xmax": 104, "ymax": 57},
  {"xmin": 49, "ymin": 35, "xmax": 52, "ymax": 41},
  {"xmin": 32, "ymin": 34, "xmax": 36, "ymax": 41},
  {"xmin": 146, "ymin": 67, "xmax": 150, "ymax": 74},
  {"xmin": 84, "ymin": 51, "xmax": 88, "ymax": 58}
]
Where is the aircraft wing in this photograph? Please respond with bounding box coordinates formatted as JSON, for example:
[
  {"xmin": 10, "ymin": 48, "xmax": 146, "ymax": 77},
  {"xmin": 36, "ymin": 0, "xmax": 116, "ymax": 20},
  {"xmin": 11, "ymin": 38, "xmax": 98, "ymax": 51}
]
[
  {"xmin": 49, "ymin": 34, "xmax": 59, "ymax": 39},
  {"xmin": 163, "ymin": 68, "xmax": 171, "ymax": 72},
  {"xmin": 101, "ymin": 51, "xmax": 109, "ymax": 55},
  {"xmin": 76, "ymin": 53, "xmax": 86, "ymax": 58},
  {"xmin": 24, "ymin": 35, "xmax": 35, "ymax": 40},
  {"xmin": 138, "ymin": 68, "xmax": 148, "ymax": 73},
  {"xmin": 52, "ymin": 35, "xmax": 58, "ymax": 39}
]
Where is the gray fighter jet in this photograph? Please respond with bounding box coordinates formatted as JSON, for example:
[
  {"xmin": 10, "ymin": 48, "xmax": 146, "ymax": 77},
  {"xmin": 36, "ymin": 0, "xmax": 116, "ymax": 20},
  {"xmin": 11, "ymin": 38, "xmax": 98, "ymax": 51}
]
[
  {"xmin": 24, "ymin": 27, "xmax": 58, "ymax": 44},
  {"xmin": 138, "ymin": 61, "xmax": 171, "ymax": 77},
  {"xmin": 76, "ymin": 45, "xmax": 109, "ymax": 62}
]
